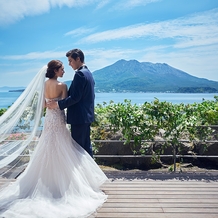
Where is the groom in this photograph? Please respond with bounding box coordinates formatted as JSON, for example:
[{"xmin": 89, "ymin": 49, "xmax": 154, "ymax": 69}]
[{"xmin": 48, "ymin": 49, "xmax": 95, "ymax": 157}]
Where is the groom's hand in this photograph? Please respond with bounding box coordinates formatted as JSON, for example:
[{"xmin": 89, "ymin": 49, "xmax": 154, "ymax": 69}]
[{"xmin": 47, "ymin": 100, "xmax": 58, "ymax": 109}]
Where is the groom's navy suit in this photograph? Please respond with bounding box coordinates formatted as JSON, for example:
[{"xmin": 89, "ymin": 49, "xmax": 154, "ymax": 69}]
[{"xmin": 58, "ymin": 65, "xmax": 95, "ymax": 156}]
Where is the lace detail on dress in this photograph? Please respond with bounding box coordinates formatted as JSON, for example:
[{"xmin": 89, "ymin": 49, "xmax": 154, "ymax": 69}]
[
  {"xmin": 44, "ymin": 97, "xmax": 66, "ymax": 131},
  {"xmin": 43, "ymin": 98, "xmax": 66, "ymax": 154}
]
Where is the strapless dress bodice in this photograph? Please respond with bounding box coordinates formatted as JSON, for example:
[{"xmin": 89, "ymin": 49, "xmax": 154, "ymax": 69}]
[{"xmin": 45, "ymin": 97, "xmax": 61, "ymax": 102}]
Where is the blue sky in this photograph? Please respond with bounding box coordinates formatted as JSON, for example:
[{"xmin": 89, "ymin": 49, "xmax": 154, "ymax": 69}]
[{"xmin": 0, "ymin": 0, "xmax": 218, "ymax": 87}]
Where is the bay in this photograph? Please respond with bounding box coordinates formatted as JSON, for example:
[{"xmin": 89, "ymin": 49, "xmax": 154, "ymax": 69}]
[
  {"xmin": 0, "ymin": 91, "xmax": 23, "ymax": 109},
  {"xmin": 0, "ymin": 91, "xmax": 217, "ymax": 109},
  {"xmin": 95, "ymin": 92, "xmax": 218, "ymax": 105}
]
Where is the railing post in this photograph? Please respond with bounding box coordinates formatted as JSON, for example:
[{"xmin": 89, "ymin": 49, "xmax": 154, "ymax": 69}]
[{"xmin": 173, "ymin": 144, "xmax": 176, "ymax": 172}]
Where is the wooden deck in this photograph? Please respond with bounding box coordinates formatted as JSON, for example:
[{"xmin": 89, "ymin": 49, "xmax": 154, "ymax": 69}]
[
  {"xmin": 1, "ymin": 170, "xmax": 218, "ymax": 218},
  {"xmin": 93, "ymin": 170, "xmax": 218, "ymax": 218}
]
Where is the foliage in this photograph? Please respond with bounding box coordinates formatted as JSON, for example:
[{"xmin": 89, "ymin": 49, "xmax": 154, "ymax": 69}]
[
  {"xmin": 0, "ymin": 108, "xmax": 7, "ymax": 116},
  {"xmin": 91, "ymin": 101, "xmax": 113, "ymax": 153},
  {"xmin": 2, "ymin": 95, "xmax": 218, "ymax": 160},
  {"xmin": 177, "ymin": 87, "xmax": 217, "ymax": 93},
  {"xmin": 91, "ymin": 96, "xmax": 218, "ymax": 160},
  {"xmin": 16, "ymin": 92, "xmax": 42, "ymax": 130}
]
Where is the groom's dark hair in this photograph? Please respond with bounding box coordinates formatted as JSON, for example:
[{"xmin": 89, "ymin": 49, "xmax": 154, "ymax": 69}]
[{"xmin": 66, "ymin": 49, "xmax": 84, "ymax": 63}]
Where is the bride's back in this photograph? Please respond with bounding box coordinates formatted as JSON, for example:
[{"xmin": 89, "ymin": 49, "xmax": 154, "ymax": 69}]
[{"xmin": 44, "ymin": 79, "xmax": 67, "ymax": 100}]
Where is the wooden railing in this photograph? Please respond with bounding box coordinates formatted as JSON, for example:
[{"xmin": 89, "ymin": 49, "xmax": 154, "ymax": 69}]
[
  {"xmin": 93, "ymin": 139, "xmax": 218, "ymax": 172},
  {"xmin": 1, "ymin": 126, "xmax": 218, "ymax": 173}
]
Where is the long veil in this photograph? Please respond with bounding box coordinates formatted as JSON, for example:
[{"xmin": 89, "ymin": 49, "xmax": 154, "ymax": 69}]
[{"xmin": 0, "ymin": 66, "xmax": 47, "ymax": 178}]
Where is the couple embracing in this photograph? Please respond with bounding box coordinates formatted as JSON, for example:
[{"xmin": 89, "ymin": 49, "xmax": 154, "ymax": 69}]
[
  {"xmin": 0, "ymin": 49, "xmax": 108, "ymax": 218},
  {"xmin": 47, "ymin": 48, "xmax": 94, "ymax": 157}
]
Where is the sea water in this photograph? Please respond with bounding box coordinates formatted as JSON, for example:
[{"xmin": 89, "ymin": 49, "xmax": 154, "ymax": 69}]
[{"xmin": 0, "ymin": 91, "xmax": 217, "ymax": 109}]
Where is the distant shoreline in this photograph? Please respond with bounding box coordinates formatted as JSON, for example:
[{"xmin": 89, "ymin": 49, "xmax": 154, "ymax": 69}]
[{"xmin": 8, "ymin": 89, "xmax": 25, "ymax": 92}]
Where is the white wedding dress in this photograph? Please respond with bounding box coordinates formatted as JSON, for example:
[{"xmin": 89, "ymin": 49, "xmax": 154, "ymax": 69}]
[{"xmin": 0, "ymin": 98, "xmax": 108, "ymax": 218}]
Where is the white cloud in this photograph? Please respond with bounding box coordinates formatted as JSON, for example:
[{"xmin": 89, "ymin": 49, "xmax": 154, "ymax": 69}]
[
  {"xmin": 95, "ymin": 0, "xmax": 161, "ymax": 11},
  {"xmin": 64, "ymin": 27, "xmax": 96, "ymax": 37},
  {"xmin": 0, "ymin": 0, "xmax": 164, "ymax": 26},
  {"xmin": 95, "ymin": 0, "xmax": 110, "ymax": 10},
  {"xmin": 0, "ymin": 0, "xmax": 49, "ymax": 26},
  {"xmin": 0, "ymin": 0, "xmax": 98, "ymax": 26},
  {"xmin": 1, "ymin": 42, "xmax": 218, "ymax": 86},
  {"xmin": 0, "ymin": 50, "xmax": 65, "ymax": 60},
  {"xmin": 140, "ymin": 44, "xmax": 218, "ymax": 81},
  {"xmin": 79, "ymin": 8, "xmax": 218, "ymax": 49},
  {"xmin": 79, "ymin": 23, "xmax": 153, "ymax": 43},
  {"xmin": 0, "ymin": 0, "xmax": 162, "ymax": 26},
  {"xmin": 84, "ymin": 43, "xmax": 218, "ymax": 81},
  {"xmin": 84, "ymin": 48, "xmax": 142, "ymax": 72},
  {"xmin": 113, "ymin": 0, "xmax": 161, "ymax": 10}
]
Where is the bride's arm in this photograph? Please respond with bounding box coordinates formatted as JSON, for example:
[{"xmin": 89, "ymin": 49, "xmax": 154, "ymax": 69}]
[{"xmin": 43, "ymin": 98, "xmax": 47, "ymax": 108}]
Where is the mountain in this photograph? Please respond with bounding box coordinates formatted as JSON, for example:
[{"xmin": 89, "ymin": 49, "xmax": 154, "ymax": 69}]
[
  {"xmin": 91, "ymin": 59, "xmax": 218, "ymax": 93},
  {"xmin": 2, "ymin": 60, "xmax": 217, "ymax": 93},
  {"xmin": 63, "ymin": 59, "xmax": 218, "ymax": 93}
]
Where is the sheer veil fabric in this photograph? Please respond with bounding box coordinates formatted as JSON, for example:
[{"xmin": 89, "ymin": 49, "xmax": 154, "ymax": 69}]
[
  {"xmin": 0, "ymin": 66, "xmax": 108, "ymax": 217},
  {"xmin": 0, "ymin": 66, "xmax": 47, "ymax": 176}
]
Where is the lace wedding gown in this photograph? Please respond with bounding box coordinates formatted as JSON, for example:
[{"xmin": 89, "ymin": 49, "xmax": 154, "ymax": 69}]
[{"xmin": 0, "ymin": 98, "xmax": 108, "ymax": 218}]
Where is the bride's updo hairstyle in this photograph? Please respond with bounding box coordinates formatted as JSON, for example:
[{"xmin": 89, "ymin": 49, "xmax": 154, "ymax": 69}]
[{"xmin": 46, "ymin": 60, "xmax": 63, "ymax": 79}]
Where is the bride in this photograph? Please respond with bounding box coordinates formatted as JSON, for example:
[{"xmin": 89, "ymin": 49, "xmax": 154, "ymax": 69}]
[{"xmin": 0, "ymin": 60, "xmax": 108, "ymax": 217}]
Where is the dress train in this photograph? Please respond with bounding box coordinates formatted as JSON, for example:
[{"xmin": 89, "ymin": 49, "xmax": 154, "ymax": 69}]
[{"xmin": 0, "ymin": 100, "xmax": 108, "ymax": 218}]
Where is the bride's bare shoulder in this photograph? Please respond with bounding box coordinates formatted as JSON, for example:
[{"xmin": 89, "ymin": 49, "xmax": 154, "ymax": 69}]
[
  {"xmin": 57, "ymin": 81, "xmax": 66, "ymax": 85},
  {"xmin": 57, "ymin": 81, "xmax": 67, "ymax": 89},
  {"xmin": 45, "ymin": 80, "xmax": 65, "ymax": 86}
]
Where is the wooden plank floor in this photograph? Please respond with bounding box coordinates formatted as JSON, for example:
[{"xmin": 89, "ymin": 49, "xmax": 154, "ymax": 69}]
[
  {"xmin": 93, "ymin": 170, "xmax": 218, "ymax": 218},
  {"xmin": 1, "ymin": 170, "xmax": 218, "ymax": 218}
]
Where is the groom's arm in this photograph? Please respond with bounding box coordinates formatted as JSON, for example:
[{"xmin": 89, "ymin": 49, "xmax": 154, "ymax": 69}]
[{"xmin": 58, "ymin": 71, "xmax": 85, "ymax": 110}]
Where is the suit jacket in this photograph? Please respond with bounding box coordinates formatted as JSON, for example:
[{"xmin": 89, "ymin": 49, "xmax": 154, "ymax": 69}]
[{"xmin": 58, "ymin": 66, "xmax": 95, "ymax": 125}]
